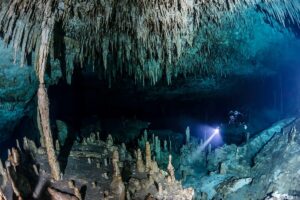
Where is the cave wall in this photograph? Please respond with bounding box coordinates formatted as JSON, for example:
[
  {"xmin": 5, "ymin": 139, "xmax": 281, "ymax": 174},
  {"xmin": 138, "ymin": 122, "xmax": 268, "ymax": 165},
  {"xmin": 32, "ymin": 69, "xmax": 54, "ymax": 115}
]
[{"xmin": 0, "ymin": 40, "xmax": 38, "ymax": 143}]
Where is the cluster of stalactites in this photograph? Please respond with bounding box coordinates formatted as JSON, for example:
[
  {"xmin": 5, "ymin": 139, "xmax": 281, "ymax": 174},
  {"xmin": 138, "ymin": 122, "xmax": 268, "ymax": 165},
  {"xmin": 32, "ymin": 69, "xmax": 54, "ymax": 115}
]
[{"xmin": 0, "ymin": 0, "xmax": 299, "ymax": 85}]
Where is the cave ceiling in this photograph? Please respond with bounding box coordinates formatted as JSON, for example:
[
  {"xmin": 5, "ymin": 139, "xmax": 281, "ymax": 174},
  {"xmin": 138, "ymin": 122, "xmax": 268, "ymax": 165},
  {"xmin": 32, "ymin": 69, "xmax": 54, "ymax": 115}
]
[{"xmin": 0, "ymin": 0, "xmax": 299, "ymax": 90}]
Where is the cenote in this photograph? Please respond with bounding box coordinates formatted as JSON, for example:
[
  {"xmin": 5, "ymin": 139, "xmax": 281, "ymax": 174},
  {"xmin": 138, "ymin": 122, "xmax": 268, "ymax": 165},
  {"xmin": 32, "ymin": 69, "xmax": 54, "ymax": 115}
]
[{"xmin": 0, "ymin": 0, "xmax": 300, "ymax": 199}]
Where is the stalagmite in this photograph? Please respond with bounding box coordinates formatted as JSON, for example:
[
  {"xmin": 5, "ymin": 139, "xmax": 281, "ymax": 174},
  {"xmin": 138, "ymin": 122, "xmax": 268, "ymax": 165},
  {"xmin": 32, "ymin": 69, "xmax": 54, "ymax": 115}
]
[
  {"xmin": 246, "ymin": 132, "xmax": 250, "ymax": 143},
  {"xmin": 96, "ymin": 131, "xmax": 100, "ymax": 141},
  {"xmin": 90, "ymin": 132, "xmax": 96, "ymax": 143},
  {"xmin": 120, "ymin": 143, "xmax": 127, "ymax": 161},
  {"xmin": 152, "ymin": 134, "xmax": 155, "ymax": 146},
  {"xmin": 104, "ymin": 158, "xmax": 108, "ymax": 167},
  {"xmin": 208, "ymin": 143, "xmax": 212, "ymax": 154},
  {"xmin": 167, "ymin": 155, "xmax": 175, "ymax": 183},
  {"xmin": 145, "ymin": 142, "xmax": 152, "ymax": 171},
  {"xmin": 219, "ymin": 162, "xmax": 227, "ymax": 174},
  {"xmin": 55, "ymin": 140, "xmax": 60, "ymax": 152},
  {"xmin": 83, "ymin": 138, "xmax": 87, "ymax": 145},
  {"xmin": 11, "ymin": 148, "xmax": 20, "ymax": 168},
  {"xmin": 164, "ymin": 140, "xmax": 168, "ymax": 151},
  {"xmin": 155, "ymin": 136, "xmax": 161, "ymax": 160},
  {"xmin": 16, "ymin": 139, "xmax": 21, "ymax": 151},
  {"xmin": 6, "ymin": 164, "xmax": 22, "ymax": 199},
  {"xmin": 288, "ymin": 126, "xmax": 297, "ymax": 143},
  {"xmin": 106, "ymin": 134, "xmax": 114, "ymax": 147},
  {"xmin": 112, "ymin": 150, "xmax": 119, "ymax": 163},
  {"xmin": 136, "ymin": 149, "xmax": 145, "ymax": 173},
  {"xmin": 186, "ymin": 126, "xmax": 190, "ymax": 144},
  {"xmin": 110, "ymin": 151, "xmax": 125, "ymax": 200},
  {"xmin": 144, "ymin": 130, "xmax": 148, "ymax": 145}
]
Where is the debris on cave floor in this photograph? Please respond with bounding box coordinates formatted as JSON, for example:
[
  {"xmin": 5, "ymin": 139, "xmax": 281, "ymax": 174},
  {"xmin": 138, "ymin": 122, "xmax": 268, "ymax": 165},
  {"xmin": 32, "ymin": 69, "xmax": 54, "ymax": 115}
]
[
  {"xmin": 0, "ymin": 130, "xmax": 194, "ymax": 199},
  {"xmin": 0, "ymin": 117, "xmax": 300, "ymax": 199}
]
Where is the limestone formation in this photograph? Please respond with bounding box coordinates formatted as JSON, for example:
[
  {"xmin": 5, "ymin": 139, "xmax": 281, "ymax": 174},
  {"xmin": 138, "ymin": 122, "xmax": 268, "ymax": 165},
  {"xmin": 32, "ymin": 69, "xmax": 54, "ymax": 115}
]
[
  {"xmin": 0, "ymin": 0, "xmax": 299, "ymax": 86},
  {"xmin": 149, "ymin": 160, "xmax": 159, "ymax": 174},
  {"xmin": 102, "ymin": 173, "xmax": 109, "ymax": 180},
  {"xmin": 16, "ymin": 140, "xmax": 21, "ymax": 151},
  {"xmin": 96, "ymin": 132, "xmax": 100, "ymax": 141},
  {"xmin": 90, "ymin": 132, "xmax": 96, "ymax": 143},
  {"xmin": 106, "ymin": 134, "xmax": 114, "ymax": 148},
  {"xmin": 55, "ymin": 140, "xmax": 60, "ymax": 152},
  {"xmin": 56, "ymin": 120, "xmax": 68, "ymax": 146},
  {"xmin": 120, "ymin": 143, "xmax": 127, "ymax": 161},
  {"xmin": 167, "ymin": 155, "xmax": 175, "ymax": 183},
  {"xmin": 110, "ymin": 158, "xmax": 125, "ymax": 200},
  {"xmin": 136, "ymin": 149, "xmax": 145, "ymax": 173},
  {"xmin": 155, "ymin": 137, "xmax": 161, "ymax": 161},
  {"xmin": 208, "ymin": 143, "xmax": 212, "ymax": 154},
  {"xmin": 112, "ymin": 150, "xmax": 120, "ymax": 163},
  {"xmin": 163, "ymin": 140, "xmax": 167, "ymax": 151},
  {"xmin": 246, "ymin": 132, "xmax": 250, "ymax": 143},
  {"xmin": 219, "ymin": 162, "xmax": 227, "ymax": 174},
  {"xmin": 23, "ymin": 137, "xmax": 38, "ymax": 154},
  {"xmin": 145, "ymin": 142, "xmax": 152, "ymax": 171},
  {"xmin": 10, "ymin": 148, "xmax": 20, "ymax": 168},
  {"xmin": 34, "ymin": 1, "xmax": 61, "ymax": 180},
  {"xmin": 288, "ymin": 126, "xmax": 297, "ymax": 143},
  {"xmin": 0, "ymin": 114, "xmax": 298, "ymax": 200},
  {"xmin": 186, "ymin": 126, "xmax": 190, "ymax": 144},
  {"xmin": 104, "ymin": 158, "xmax": 108, "ymax": 166}
]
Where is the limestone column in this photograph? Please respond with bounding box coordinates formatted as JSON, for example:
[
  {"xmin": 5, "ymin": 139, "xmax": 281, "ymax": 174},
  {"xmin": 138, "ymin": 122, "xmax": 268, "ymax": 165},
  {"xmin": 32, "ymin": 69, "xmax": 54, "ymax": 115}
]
[{"xmin": 36, "ymin": 0, "xmax": 60, "ymax": 181}]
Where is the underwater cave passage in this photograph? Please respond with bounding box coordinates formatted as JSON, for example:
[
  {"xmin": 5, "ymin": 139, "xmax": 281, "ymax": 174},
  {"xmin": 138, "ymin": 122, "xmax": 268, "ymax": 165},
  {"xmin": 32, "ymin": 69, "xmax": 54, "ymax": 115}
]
[
  {"xmin": 1, "ymin": 0, "xmax": 300, "ymax": 199},
  {"xmin": 47, "ymin": 61, "xmax": 299, "ymax": 148}
]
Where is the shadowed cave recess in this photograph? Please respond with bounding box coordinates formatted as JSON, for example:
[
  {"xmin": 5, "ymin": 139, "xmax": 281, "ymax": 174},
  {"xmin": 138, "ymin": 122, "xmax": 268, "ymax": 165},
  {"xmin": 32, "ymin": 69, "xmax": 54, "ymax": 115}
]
[{"xmin": 0, "ymin": 0, "xmax": 300, "ymax": 199}]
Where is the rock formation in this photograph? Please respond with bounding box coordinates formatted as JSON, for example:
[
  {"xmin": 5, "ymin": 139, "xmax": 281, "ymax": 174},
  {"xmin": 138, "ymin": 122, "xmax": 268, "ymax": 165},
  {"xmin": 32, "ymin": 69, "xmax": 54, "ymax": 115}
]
[
  {"xmin": 136, "ymin": 149, "xmax": 145, "ymax": 173},
  {"xmin": 145, "ymin": 142, "xmax": 152, "ymax": 172}
]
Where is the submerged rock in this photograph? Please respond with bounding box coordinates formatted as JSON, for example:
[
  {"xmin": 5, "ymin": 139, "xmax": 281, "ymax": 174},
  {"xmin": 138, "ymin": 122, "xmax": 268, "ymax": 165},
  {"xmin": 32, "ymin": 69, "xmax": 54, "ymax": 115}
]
[
  {"xmin": 56, "ymin": 120, "xmax": 69, "ymax": 146},
  {"xmin": 0, "ymin": 40, "xmax": 38, "ymax": 143}
]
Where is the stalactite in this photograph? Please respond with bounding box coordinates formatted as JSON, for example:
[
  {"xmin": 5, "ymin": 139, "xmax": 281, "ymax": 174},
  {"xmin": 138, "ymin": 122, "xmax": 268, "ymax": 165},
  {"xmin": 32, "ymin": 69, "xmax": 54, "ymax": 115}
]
[{"xmin": 0, "ymin": 0, "xmax": 300, "ymax": 86}]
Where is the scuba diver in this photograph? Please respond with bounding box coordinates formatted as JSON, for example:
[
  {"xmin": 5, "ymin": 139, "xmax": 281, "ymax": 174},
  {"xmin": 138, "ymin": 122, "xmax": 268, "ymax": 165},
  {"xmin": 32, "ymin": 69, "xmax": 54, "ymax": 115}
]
[
  {"xmin": 228, "ymin": 110, "xmax": 248, "ymax": 129},
  {"xmin": 226, "ymin": 110, "xmax": 250, "ymax": 143}
]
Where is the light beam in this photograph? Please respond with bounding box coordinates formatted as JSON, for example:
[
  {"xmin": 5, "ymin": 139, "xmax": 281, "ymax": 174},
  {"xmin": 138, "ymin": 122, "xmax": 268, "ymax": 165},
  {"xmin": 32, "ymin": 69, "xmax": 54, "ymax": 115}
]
[
  {"xmin": 190, "ymin": 127, "xmax": 221, "ymax": 161},
  {"xmin": 199, "ymin": 128, "xmax": 219, "ymax": 151}
]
